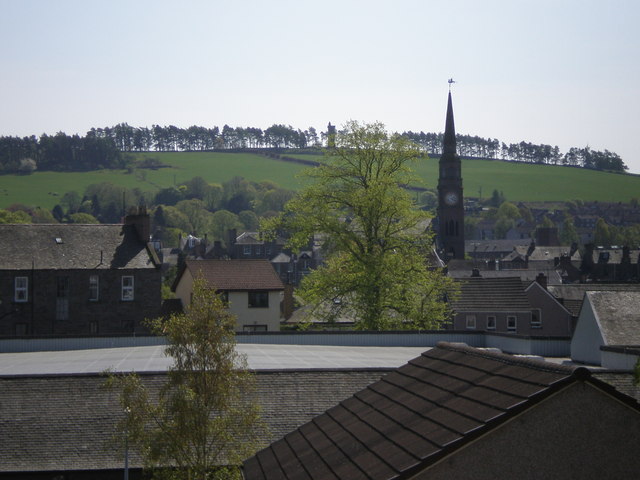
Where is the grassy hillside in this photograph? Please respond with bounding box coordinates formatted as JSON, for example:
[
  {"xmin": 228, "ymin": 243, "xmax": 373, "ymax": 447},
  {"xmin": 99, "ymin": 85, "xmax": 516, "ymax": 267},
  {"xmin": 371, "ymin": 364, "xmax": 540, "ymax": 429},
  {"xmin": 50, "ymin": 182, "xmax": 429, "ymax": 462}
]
[{"xmin": 1, "ymin": 151, "xmax": 639, "ymax": 210}]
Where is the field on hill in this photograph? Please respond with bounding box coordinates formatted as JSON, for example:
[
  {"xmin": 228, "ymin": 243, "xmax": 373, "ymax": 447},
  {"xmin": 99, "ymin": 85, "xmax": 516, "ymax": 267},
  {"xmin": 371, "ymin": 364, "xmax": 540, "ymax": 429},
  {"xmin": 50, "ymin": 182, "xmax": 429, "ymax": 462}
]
[{"xmin": 1, "ymin": 151, "xmax": 639, "ymax": 210}]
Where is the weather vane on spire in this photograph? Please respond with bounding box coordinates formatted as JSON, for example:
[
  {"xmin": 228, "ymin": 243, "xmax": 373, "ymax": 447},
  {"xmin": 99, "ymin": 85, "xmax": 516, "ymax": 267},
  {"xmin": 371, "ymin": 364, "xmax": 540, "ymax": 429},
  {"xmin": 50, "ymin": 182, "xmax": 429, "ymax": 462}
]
[{"xmin": 448, "ymin": 78, "xmax": 456, "ymax": 91}]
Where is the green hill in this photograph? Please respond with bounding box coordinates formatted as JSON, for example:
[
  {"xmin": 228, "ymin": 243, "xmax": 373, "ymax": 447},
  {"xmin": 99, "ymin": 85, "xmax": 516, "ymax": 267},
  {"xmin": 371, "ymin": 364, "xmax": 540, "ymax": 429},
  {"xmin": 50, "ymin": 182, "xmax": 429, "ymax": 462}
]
[{"xmin": 1, "ymin": 151, "xmax": 639, "ymax": 210}]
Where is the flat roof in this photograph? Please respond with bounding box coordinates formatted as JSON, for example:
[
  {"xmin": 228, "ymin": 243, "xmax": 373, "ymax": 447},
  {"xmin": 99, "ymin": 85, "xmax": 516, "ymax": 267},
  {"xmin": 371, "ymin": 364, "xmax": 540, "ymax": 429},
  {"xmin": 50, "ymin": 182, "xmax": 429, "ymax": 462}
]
[{"xmin": 0, "ymin": 344, "xmax": 430, "ymax": 376}]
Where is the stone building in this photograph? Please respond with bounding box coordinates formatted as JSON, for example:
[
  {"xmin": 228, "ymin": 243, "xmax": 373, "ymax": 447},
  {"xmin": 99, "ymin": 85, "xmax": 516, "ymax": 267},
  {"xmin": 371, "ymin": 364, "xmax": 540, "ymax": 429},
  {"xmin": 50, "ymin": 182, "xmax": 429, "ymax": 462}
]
[{"xmin": 0, "ymin": 213, "xmax": 161, "ymax": 336}]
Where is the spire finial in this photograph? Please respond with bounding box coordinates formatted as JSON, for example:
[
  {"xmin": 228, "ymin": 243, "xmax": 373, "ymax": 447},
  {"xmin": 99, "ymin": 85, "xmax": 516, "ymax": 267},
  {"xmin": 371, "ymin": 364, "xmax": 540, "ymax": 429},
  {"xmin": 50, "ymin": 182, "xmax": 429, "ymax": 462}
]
[
  {"xmin": 448, "ymin": 78, "xmax": 456, "ymax": 91},
  {"xmin": 443, "ymin": 86, "xmax": 457, "ymax": 155}
]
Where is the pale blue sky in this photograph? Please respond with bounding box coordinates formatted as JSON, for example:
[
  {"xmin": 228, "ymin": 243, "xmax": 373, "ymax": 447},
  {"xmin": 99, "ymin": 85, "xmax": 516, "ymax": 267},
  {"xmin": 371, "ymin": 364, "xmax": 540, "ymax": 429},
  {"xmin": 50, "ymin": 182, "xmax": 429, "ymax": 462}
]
[{"xmin": 1, "ymin": 0, "xmax": 639, "ymax": 171}]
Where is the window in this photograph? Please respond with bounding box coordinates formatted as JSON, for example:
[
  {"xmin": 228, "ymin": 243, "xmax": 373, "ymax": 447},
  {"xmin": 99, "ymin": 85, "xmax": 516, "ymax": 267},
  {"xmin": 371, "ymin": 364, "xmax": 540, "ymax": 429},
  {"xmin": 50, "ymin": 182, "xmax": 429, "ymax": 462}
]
[
  {"xmin": 218, "ymin": 290, "xmax": 229, "ymax": 305},
  {"xmin": 465, "ymin": 315, "xmax": 476, "ymax": 329},
  {"xmin": 255, "ymin": 246, "xmax": 262, "ymax": 256},
  {"xmin": 14, "ymin": 277, "xmax": 28, "ymax": 302},
  {"xmin": 89, "ymin": 275, "xmax": 99, "ymax": 301},
  {"xmin": 265, "ymin": 246, "xmax": 271, "ymax": 256},
  {"xmin": 56, "ymin": 277, "xmax": 69, "ymax": 321},
  {"xmin": 243, "ymin": 324, "xmax": 268, "ymax": 332},
  {"xmin": 248, "ymin": 291, "xmax": 269, "ymax": 308},
  {"xmin": 89, "ymin": 321, "xmax": 98, "ymax": 335},
  {"xmin": 486, "ymin": 315, "xmax": 496, "ymax": 330},
  {"xmin": 507, "ymin": 315, "xmax": 517, "ymax": 332},
  {"xmin": 243, "ymin": 245, "xmax": 251, "ymax": 256},
  {"xmin": 531, "ymin": 309, "xmax": 542, "ymax": 328},
  {"xmin": 122, "ymin": 276, "xmax": 134, "ymax": 301}
]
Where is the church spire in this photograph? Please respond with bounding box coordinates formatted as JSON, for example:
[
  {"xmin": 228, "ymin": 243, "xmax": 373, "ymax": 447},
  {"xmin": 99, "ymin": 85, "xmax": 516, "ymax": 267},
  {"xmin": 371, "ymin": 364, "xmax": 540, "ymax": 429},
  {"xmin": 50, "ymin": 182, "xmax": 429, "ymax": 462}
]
[{"xmin": 443, "ymin": 91, "xmax": 457, "ymax": 156}]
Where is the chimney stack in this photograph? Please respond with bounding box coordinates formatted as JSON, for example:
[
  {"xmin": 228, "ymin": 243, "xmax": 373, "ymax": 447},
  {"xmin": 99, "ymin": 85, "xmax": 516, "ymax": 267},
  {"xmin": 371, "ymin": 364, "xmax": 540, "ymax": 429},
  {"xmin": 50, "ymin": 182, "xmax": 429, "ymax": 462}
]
[
  {"xmin": 124, "ymin": 206, "xmax": 151, "ymax": 244},
  {"xmin": 535, "ymin": 272, "xmax": 547, "ymax": 290}
]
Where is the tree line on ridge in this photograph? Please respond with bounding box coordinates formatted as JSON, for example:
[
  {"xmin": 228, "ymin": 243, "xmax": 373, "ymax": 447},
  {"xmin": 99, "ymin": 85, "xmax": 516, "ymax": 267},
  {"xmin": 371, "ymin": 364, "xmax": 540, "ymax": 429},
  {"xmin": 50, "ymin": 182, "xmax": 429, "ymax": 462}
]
[{"xmin": 0, "ymin": 122, "xmax": 628, "ymax": 174}]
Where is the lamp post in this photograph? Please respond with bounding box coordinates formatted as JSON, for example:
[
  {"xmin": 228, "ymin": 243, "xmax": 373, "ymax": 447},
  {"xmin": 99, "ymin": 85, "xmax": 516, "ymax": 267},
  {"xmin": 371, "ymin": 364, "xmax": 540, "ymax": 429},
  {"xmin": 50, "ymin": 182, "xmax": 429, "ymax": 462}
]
[{"xmin": 124, "ymin": 406, "xmax": 131, "ymax": 480}]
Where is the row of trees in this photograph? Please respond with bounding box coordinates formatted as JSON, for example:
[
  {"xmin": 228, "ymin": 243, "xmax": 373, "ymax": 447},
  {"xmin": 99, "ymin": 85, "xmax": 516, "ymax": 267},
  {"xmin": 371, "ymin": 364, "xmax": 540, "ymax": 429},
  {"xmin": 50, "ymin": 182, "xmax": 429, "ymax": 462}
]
[
  {"xmin": 402, "ymin": 131, "xmax": 627, "ymax": 172},
  {"xmin": 0, "ymin": 132, "xmax": 124, "ymax": 173},
  {"xmin": 88, "ymin": 123, "xmax": 322, "ymax": 152},
  {"xmin": 1, "ymin": 123, "xmax": 627, "ymax": 174}
]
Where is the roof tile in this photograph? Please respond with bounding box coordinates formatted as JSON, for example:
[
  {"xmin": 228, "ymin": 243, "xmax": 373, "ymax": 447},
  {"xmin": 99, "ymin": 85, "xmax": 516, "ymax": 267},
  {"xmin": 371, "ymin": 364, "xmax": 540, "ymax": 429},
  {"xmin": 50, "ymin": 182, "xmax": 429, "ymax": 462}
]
[
  {"xmin": 244, "ymin": 342, "xmax": 583, "ymax": 479},
  {"xmin": 185, "ymin": 259, "xmax": 284, "ymax": 291}
]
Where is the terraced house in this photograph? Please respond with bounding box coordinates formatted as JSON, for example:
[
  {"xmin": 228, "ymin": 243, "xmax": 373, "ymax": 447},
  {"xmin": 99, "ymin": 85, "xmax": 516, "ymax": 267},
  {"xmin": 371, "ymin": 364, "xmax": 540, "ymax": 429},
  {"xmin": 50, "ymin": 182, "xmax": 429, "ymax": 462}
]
[{"xmin": 0, "ymin": 212, "xmax": 161, "ymax": 336}]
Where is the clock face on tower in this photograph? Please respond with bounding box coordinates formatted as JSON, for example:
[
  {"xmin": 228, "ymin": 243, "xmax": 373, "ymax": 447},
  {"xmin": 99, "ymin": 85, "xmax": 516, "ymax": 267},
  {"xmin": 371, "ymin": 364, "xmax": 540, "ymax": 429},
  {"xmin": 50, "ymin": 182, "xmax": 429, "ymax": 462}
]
[{"xmin": 444, "ymin": 191, "xmax": 459, "ymax": 206}]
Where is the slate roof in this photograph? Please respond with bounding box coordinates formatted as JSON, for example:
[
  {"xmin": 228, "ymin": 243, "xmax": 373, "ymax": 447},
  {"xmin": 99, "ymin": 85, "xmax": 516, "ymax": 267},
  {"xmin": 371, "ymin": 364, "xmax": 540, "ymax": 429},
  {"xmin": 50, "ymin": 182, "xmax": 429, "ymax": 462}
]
[
  {"xmin": 0, "ymin": 223, "xmax": 157, "ymax": 270},
  {"xmin": 504, "ymin": 245, "xmax": 580, "ymax": 262},
  {"xmin": 465, "ymin": 239, "xmax": 530, "ymax": 256},
  {"xmin": 447, "ymin": 266, "xmax": 562, "ymax": 285},
  {"xmin": 235, "ymin": 231, "xmax": 286, "ymax": 245},
  {"xmin": 587, "ymin": 291, "xmax": 640, "ymax": 345},
  {"xmin": 547, "ymin": 284, "xmax": 640, "ymax": 317},
  {"xmin": 547, "ymin": 283, "xmax": 640, "ymax": 301},
  {"xmin": 586, "ymin": 248, "xmax": 640, "ymax": 264},
  {"xmin": 593, "ymin": 371, "xmax": 640, "ymax": 402},
  {"xmin": 451, "ymin": 277, "xmax": 531, "ymax": 311},
  {"xmin": 183, "ymin": 259, "xmax": 284, "ymax": 291},
  {"xmin": 0, "ymin": 369, "xmax": 386, "ymax": 473},
  {"xmin": 243, "ymin": 342, "xmax": 639, "ymax": 480}
]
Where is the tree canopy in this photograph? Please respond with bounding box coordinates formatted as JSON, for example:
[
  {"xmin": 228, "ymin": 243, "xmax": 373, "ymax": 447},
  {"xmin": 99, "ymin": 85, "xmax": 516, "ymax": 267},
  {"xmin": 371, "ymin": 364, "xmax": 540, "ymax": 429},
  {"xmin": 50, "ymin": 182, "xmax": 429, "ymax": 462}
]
[
  {"xmin": 264, "ymin": 121, "xmax": 454, "ymax": 330},
  {"xmin": 105, "ymin": 278, "xmax": 265, "ymax": 479}
]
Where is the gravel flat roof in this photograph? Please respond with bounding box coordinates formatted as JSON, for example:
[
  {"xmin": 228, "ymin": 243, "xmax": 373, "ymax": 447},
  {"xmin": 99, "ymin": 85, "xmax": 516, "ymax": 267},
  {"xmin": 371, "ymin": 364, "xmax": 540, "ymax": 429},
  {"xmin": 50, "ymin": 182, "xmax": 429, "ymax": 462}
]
[{"xmin": 0, "ymin": 344, "xmax": 430, "ymax": 376}]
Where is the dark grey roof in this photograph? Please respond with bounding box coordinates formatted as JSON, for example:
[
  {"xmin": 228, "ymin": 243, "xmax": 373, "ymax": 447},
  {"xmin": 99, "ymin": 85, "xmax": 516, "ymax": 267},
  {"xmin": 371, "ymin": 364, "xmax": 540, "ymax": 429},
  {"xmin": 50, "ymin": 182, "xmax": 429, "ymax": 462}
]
[
  {"xmin": 0, "ymin": 224, "xmax": 156, "ymax": 270},
  {"xmin": 0, "ymin": 369, "xmax": 386, "ymax": 473},
  {"xmin": 452, "ymin": 277, "xmax": 531, "ymax": 311},
  {"xmin": 244, "ymin": 342, "xmax": 638, "ymax": 480},
  {"xmin": 448, "ymin": 267, "xmax": 562, "ymax": 285},
  {"xmin": 586, "ymin": 248, "xmax": 640, "ymax": 264},
  {"xmin": 547, "ymin": 283, "xmax": 640, "ymax": 301},
  {"xmin": 592, "ymin": 371, "xmax": 640, "ymax": 402},
  {"xmin": 505, "ymin": 245, "xmax": 580, "ymax": 262},
  {"xmin": 587, "ymin": 291, "xmax": 640, "ymax": 345},
  {"xmin": 465, "ymin": 239, "xmax": 530, "ymax": 255}
]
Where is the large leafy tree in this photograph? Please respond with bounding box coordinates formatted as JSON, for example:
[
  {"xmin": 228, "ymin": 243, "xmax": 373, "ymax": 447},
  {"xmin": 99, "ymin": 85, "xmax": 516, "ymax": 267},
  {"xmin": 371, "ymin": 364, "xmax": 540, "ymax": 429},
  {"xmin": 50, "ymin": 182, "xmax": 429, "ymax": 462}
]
[
  {"xmin": 105, "ymin": 279, "xmax": 265, "ymax": 479},
  {"xmin": 264, "ymin": 121, "xmax": 453, "ymax": 330}
]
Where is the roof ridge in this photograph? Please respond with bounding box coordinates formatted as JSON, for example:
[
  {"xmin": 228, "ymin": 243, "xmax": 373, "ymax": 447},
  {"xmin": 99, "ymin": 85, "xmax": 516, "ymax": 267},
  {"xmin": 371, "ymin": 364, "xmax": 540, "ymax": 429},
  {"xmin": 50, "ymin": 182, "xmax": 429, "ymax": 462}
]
[{"xmin": 435, "ymin": 341, "xmax": 577, "ymax": 375}]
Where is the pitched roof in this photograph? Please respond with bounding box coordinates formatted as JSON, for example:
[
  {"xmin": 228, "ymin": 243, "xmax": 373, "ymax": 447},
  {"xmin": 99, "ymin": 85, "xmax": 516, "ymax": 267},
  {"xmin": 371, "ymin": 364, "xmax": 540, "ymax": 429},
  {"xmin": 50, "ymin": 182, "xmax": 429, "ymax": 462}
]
[
  {"xmin": 0, "ymin": 223, "xmax": 156, "ymax": 270},
  {"xmin": 465, "ymin": 239, "xmax": 530, "ymax": 255},
  {"xmin": 0, "ymin": 369, "xmax": 385, "ymax": 473},
  {"xmin": 235, "ymin": 231, "xmax": 286, "ymax": 245},
  {"xmin": 506, "ymin": 245, "xmax": 580, "ymax": 262},
  {"xmin": 184, "ymin": 259, "xmax": 284, "ymax": 291},
  {"xmin": 548, "ymin": 283, "xmax": 640, "ymax": 301},
  {"xmin": 448, "ymin": 266, "xmax": 562, "ymax": 285},
  {"xmin": 451, "ymin": 277, "xmax": 531, "ymax": 311},
  {"xmin": 587, "ymin": 291, "xmax": 640, "ymax": 345},
  {"xmin": 243, "ymin": 342, "xmax": 638, "ymax": 480}
]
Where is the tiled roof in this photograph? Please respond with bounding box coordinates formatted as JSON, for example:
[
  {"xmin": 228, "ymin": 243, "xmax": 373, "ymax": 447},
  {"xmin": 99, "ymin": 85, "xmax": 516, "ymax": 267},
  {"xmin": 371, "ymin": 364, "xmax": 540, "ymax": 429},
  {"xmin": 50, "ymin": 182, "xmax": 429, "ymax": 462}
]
[
  {"xmin": 243, "ymin": 342, "xmax": 630, "ymax": 480},
  {"xmin": 587, "ymin": 291, "xmax": 640, "ymax": 345},
  {"xmin": 0, "ymin": 223, "xmax": 156, "ymax": 270},
  {"xmin": 0, "ymin": 369, "xmax": 386, "ymax": 473},
  {"xmin": 451, "ymin": 277, "xmax": 531, "ymax": 311},
  {"xmin": 185, "ymin": 259, "xmax": 284, "ymax": 291}
]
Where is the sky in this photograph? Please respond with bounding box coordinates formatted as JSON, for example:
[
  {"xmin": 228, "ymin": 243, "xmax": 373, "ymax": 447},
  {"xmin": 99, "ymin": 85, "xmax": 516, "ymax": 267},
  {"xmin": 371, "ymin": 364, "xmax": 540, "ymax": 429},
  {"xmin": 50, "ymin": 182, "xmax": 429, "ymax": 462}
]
[{"xmin": 1, "ymin": 0, "xmax": 639, "ymax": 171}]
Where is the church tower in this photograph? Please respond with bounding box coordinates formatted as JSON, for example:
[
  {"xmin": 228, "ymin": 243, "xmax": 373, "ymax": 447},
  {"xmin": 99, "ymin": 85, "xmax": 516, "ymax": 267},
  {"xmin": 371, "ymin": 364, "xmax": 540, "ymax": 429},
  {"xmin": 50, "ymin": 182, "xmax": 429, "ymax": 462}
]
[{"xmin": 437, "ymin": 90, "xmax": 465, "ymax": 260}]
